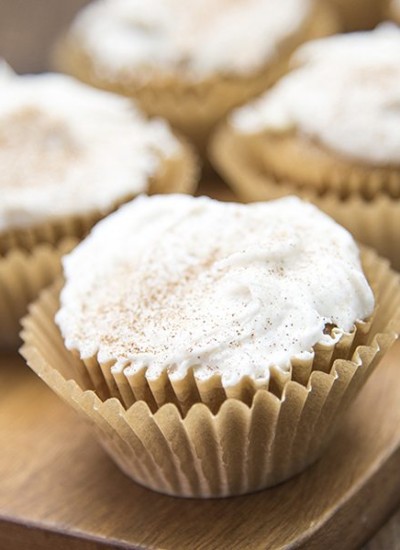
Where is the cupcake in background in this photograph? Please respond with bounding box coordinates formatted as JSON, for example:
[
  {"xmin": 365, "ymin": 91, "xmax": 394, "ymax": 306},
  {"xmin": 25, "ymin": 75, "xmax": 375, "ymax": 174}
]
[
  {"xmin": 211, "ymin": 24, "xmax": 400, "ymax": 270},
  {"xmin": 0, "ymin": 66, "xmax": 197, "ymax": 347},
  {"xmin": 22, "ymin": 194, "xmax": 400, "ymax": 497},
  {"xmin": 55, "ymin": 0, "xmax": 339, "ymax": 152}
]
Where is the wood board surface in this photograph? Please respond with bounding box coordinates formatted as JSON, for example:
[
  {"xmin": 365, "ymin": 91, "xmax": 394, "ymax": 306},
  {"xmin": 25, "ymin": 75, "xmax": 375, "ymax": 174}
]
[{"xmin": 0, "ymin": 340, "xmax": 400, "ymax": 549}]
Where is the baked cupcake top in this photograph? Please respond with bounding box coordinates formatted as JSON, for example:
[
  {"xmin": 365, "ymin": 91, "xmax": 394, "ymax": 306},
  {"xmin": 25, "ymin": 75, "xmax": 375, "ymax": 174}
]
[
  {"xmin": 0, "ymin": 70, "xmax": 179, "ymax": 233},
  {"xmin": 65, "ymin": 0, "xmax": 317, "ymax": 82},
  {"xmin": 56, "ymin": 194, "xmax": 374, "ymax": 388},
  {"xmin": 231, "ymin": 24, "xmax": 400, "ymax": 166}
]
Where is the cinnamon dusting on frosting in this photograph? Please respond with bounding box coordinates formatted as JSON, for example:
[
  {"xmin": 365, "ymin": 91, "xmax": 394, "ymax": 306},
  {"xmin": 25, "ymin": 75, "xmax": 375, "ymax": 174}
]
[
  {"xmin": 56, "ymin": 195, "xmax": 374, "ymax": 388},
  {"xmin": 0, "ymin": 71, "xmax": 179, "ymax": 232},
  {"xmin": 0, "ymin": 107, "xmax": 79, "ymax": 189}
]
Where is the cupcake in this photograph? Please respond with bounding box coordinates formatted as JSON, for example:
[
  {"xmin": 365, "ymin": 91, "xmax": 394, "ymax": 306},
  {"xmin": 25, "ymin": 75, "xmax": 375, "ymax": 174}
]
[
  {"xmin": 0, "ymin": 67, "xmax": 197, "ymax": 347},
  {"xmin": 21, "ymin": 195, "xmax": 400, "ymax": 497},
  {"xmin": 211, "ymin": 25, "xmax": 400, "ymax": 270},
  {"xmin": 55, "ymin": 0, "xmax": 339, "ymax": 151}
]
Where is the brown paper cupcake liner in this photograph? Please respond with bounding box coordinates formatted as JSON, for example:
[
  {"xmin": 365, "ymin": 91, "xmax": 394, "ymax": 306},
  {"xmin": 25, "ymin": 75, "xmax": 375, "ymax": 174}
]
[
  {"xmin": 210, "ymin": 125, "xmax": 400, "ymax": 270},
  {"xmin": 249, "ymin": 131, "xmax": 400, "ymax": 199},
  {"xmin": 0, "ymin": 211, "xmax": 99, "ymax": 258},
  {"xmin": 0, "ymin": 140, "xmax": 198, "ymax": 257},
  {"xmin": 55, "ymin": 2, "xmax": 339, "ymax": 152},
  {"xmin": 0, "ymin": 239, "xmax": 76, "ymax": 349},
  {"xmin": 21, "ymin": 249, "xmax": 400, "ymax": 497},
  {"xmin": 212, "ymin": 125, "xmax": 400, "ymax": 199},
  {"xmin": 76, "ymin": 315, "xmax": 369, "ymax": 417}
]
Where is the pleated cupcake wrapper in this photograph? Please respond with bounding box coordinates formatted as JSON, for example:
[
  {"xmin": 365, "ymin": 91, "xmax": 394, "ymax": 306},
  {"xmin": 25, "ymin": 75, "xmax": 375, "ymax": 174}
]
[
  {"xmin": 212, "ymin": 124, "xmax": 400, "ymax": 199},
  {"xmin": 251, "ymin": 131, "xmax": 400, "ymax": 199},
  {"xmin": 21, "ymin": 249, "xmax": 400, "ymax": 497},
  {"xmin": 0, "ymin": 239, "xmax": 77, "ymax": 349},
  {"xmin": 0, "ymin": 211, "xmax": 99, "ymax": 258},
  {"xmin": 0, "ymin": 141, "xmax": 198, "ymax": 257},
  {"xmin": 210, "ymin": 125, "xmax": 400, "ymax": 270},
  {"xmin": 78, "ymin": 318, "xmax": 370, "ymax": 417},
  {"xmin": 55, "ymin": 3, "xmax": 338, "ymax": 152}
]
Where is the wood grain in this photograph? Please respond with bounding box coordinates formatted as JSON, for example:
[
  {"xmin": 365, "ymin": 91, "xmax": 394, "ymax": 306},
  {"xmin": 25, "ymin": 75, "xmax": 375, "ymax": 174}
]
[
  {"xmin": 365, "ymin": 508, "xmax": 400, "ymax": 550},
  {"xmin": 1, "ymin": 342, "xmax": 400, "ymax": 549}
]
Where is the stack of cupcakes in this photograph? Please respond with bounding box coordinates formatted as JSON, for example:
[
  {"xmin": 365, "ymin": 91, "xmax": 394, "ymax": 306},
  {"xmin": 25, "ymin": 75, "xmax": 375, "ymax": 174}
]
[{"xmin": 1, "ymin": 0, "xmax": 398, "ymax": 501}]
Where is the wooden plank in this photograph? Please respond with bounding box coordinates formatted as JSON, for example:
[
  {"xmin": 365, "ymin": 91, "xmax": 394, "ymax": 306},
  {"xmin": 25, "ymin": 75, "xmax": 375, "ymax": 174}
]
[
  {"xmin": 365, "ymin": 508, "xmax": 400, "ymax": 550},
  {"xmin": 0, "ymin": 518, "xmax": 132, "ymax": 550},
  {"xmin": 0, "ymin": 342, "xmax": 400, "ymax": 549}
]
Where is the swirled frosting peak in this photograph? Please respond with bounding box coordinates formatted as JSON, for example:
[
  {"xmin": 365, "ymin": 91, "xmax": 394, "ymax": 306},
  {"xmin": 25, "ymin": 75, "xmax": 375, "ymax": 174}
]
[{"xmin": 56, "ymin": 195, "xmax": 374, "ymax": 388}]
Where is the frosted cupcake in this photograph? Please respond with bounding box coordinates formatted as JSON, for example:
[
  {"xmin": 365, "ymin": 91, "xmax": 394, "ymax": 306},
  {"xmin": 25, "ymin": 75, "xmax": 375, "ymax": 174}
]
[
  {"xmin": 0, "ymin": 68, "xmax": 197, "ymax": 346},
  {"xmin": 22, "ymin": 195, "xmax": 400, "ymax": 497},
  {"xmin": 55, "ymin": 0, "xmax": 339, "ymax": 151},
  {"xmin": 211, "ymin": 25, "xmax": 400, "ymax": 269}
]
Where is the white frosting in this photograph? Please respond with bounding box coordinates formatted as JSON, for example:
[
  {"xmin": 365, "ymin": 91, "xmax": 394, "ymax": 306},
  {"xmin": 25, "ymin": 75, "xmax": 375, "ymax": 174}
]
[
  {"xmin": 232, "ymin": 24, "xmax": 400, "ymax": 166},
  {"xmin": 69, "ymin": 0, "xmax": 314, "ymax": 80},
  {"xmin": 0, "ymin": 59, "xmax": 15, "ymax": 80},
  {"xmin": 56, "ymin": 195, "xmax": 374, "ymax": 388},
  {"xmin": 0, "ymin": 72, "xmax": 179, "ymax": 232}
]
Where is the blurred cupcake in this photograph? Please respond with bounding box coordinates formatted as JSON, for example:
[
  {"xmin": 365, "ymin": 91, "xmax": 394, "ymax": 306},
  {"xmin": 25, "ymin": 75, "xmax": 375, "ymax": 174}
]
[
  {"xmin": 22, "ymin": 195, "xmax": 400, "ymax": 497},
  {"xmin": 0, "ymin": 67, "xmax": 197, "ymax": 347},
  {"xmin": 211, "ymin": 25, "xmax": 400, "ymax": 269},
  {"xmin": 55, "ymin": 0, "xmax": 339, "ymax": 151}
]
